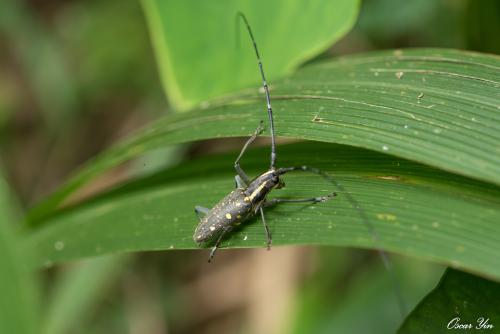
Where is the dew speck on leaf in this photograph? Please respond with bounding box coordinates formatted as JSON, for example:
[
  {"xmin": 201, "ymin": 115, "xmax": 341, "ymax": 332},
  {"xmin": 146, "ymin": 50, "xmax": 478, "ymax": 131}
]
[{"xmin": 54, "ymin": 241, "xmax": 65, "ymax": 251}]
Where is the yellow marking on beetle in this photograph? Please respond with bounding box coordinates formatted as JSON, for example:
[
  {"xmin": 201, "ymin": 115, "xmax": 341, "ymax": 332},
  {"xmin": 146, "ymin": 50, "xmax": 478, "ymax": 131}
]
[
  {"xmin": 225, "ymin": 213, "xmax": 232, "ymax": 219},
  {"xmin": 244, "ymin": 197, "xmax": 250, "ymax": 202},
  {"xmin": 249, "ymin": 181, "xmax": 268, "ymax": 201},
  {"xmin": 236, "ymin": 202, "xmax": 241, "ymax": 207}
]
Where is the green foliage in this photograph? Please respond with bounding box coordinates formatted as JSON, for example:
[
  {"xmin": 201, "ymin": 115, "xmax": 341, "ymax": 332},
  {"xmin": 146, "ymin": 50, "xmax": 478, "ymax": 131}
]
[
  {"xmin": 27, "ymin": 142, "xmax": 500, "ymax": 280},
  {"xmin": 0, "ymin": 177, "xmax": 38, "ymax": 334},
  {"xmin": 3, "ymin": 0, "xmax": 500, "ymax": 333},
  {"xmin": 141, "ymin": 0, "xmax": 360, "ymax": 110},
  {"xmin": 25, "ymin": 50, "xmax": 500, "ymax": 281},
  {"xmin": 398, "ymin": 269, "xmax": 500, "ymax": 333}
]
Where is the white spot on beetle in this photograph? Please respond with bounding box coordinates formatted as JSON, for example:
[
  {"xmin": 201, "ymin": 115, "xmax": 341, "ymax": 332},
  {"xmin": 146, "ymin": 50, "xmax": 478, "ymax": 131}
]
[
  {"xmin": 209, "ymin": 225, "xmax": 216, "ymax": 231},
  {"xmin": 226, "ymin": 213, "xmax": 232, "ymax": 219}
]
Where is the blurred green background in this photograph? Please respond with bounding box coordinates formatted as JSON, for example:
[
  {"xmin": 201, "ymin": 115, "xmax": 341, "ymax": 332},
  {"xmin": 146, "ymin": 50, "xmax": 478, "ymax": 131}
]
[{"xmin": 0, "ymin": 0, "xmax": 498, "ymax": 333}]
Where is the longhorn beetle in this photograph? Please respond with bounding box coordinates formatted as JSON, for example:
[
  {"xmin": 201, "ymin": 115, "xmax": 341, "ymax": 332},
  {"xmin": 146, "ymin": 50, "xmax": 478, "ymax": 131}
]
[
  {"xmin": 193, "ymin": 12, "xmax": 336, "ymax": 262},
  {"xmin": 192, "ymin": 12, "xmax": 407, "ymax": 317}
]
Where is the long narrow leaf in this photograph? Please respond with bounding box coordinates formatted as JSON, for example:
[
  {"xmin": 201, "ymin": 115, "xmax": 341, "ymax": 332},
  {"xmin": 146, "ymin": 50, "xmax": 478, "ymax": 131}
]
[
  {"xmin": 26, "ymin": 143, "xmax": 500, "ymax": 280},
  {"xmin": 0, "ymin": 177, "xmax": 38, "ymax": 334},
  {"xmin": 27, "ymin": 49, "xmax": 500, "ymax": 225}
]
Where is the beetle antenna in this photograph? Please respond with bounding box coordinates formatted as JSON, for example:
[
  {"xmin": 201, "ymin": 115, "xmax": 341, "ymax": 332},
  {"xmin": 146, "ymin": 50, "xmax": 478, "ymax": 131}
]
[
  {"xmin": 331, "ymin": 177, "xmax": 407, "ymax": 318},
  {"xmin": 236, "ymin": 12, "xmax": 276, "ymax": 169},
  {"xmin": 278, "ymin": 165, "xmax": 407, "ymax": 318}
]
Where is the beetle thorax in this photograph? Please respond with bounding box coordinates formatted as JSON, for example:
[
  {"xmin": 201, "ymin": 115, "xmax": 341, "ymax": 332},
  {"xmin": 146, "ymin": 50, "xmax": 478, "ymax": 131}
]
[{"xmin": 244, "ymin": 169, "xmax": 284, "ymax": 204}]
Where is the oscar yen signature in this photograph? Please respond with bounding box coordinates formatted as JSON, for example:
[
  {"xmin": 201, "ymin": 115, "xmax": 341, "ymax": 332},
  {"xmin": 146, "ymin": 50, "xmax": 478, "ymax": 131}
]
[{"xmin": 447, "ymin": 317, "xmax": 494, "ymax": 330}]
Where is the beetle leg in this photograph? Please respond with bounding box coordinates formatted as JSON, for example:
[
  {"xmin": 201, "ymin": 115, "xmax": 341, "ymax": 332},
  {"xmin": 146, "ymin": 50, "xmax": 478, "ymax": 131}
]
[
  {"xmin": 194, "ymin": 206, "xmax": 210, "ymax": 221},
  {"xmin": 272, "ymin": 165, "xmax": 338, "ymax": 206},
  {"xmin": 234, "ymin": 121, "xmax": 264, "ymax": 184},
  {"xmin": 259, "ymin": 207, "xmax": 272, "ymax": 250},
  {"xmin": 263, "ymin": 193, "xmax": 336, "ymax": 207},
  {"xmin": 208, "ymin": 226, "xmax": 232, "ymax": 263}
]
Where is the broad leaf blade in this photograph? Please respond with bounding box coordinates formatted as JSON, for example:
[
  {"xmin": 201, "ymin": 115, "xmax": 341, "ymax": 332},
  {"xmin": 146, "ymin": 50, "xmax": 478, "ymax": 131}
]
[
  {"xmin": 27, "ymin": 143, "xmax": 500, "ymax": 280},
  {"xmin": 141, "ymin": 0, "xmax": 360, "ymax": 110},
  {"xmin": 398, "ymin": 269, "xmax": 500, "ymax": 333},
  {"xmin": 26, "ymin": 49, "xmax": 500, "ymax": 225}
]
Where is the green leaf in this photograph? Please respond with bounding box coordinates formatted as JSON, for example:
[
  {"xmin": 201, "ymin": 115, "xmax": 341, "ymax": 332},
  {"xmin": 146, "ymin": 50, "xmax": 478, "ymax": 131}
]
[
  {"xmin": 141, "ymin": 0, "xmax": 360, "ymax": 110},
  {"xmin": 26, "ymin": 49, "xmax": 500, "ymax": 225},
  {"xmin": 26, "ymin": 142, "xmax": 500, "ymax": 281},
  {"xmin": 398, "ymin": 269, "xmax": 500, "ymax": 333},
  {"xmin": 0, "ymin": 177, "xmax": 38, "ymax": 334}
]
